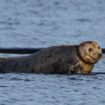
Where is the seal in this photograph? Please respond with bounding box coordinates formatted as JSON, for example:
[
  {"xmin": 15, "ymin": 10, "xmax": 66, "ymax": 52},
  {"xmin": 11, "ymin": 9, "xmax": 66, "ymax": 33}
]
[{"xmin": 0, "ymin": 41, "xmax": 102, "ymax": 74}]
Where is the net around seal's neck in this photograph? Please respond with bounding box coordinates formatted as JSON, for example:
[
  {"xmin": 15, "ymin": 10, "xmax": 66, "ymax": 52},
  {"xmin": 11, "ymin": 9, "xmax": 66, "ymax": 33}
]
[{"xmin": 78, "ymin": 44, "xmax": 95, "ymax": 65}]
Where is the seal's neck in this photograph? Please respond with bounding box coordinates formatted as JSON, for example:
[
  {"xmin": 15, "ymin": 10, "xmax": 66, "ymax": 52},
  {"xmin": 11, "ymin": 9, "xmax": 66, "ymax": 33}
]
[{"xmin": 77, "ymin": 46, "xmax": 94, "ymax": 74}]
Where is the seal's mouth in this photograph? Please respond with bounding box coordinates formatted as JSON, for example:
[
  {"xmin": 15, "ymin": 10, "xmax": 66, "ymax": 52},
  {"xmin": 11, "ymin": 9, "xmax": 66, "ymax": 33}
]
[{"xmin": 85, "ymin": 53, "xmax": 102, "ymax": 64}]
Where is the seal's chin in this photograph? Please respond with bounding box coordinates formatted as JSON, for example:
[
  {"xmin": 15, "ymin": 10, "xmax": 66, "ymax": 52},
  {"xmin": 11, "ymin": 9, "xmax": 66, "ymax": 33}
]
[
  {"xmin": 84, "ymin": 55, "xmax": 96, "ymax": 64},
  {"xmin": 84, "ymin": 54, "xmax": 102, "ymax": 64}
]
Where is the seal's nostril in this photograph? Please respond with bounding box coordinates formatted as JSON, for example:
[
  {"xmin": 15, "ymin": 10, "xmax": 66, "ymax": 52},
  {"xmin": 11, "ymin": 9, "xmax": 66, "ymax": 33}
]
[{"xmin": 99, "ymin": 53, "xmax": 102, "ymax": 57}]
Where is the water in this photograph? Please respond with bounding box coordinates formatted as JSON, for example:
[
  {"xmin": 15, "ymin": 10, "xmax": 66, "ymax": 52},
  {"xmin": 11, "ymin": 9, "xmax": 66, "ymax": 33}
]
[
  {"xmin": 0, "ymin": 72, "xmax": 105, "ymax": 105},
  {"xmin": 0, "ymin": 0, "xmax": 105, "ymax": 105}
]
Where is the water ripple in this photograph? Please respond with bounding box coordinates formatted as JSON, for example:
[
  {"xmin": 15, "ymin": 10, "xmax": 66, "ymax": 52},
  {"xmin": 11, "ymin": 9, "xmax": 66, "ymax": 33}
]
[{"xmin": 0, "ymin": 0, "xmax": 105, "ymax": 105}]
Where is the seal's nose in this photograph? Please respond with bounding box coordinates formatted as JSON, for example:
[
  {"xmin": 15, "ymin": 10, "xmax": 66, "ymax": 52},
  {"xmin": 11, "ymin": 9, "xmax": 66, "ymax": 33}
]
[{"xmin": 99, "ymin": 53, "xmax": 102, "ymax": 58}]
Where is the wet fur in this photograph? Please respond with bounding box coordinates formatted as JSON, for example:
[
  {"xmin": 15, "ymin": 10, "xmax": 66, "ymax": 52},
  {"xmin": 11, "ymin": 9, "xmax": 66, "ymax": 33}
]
[{"xmin": 0, "ymin": 45, "xmax": 82, "ymax": 74}]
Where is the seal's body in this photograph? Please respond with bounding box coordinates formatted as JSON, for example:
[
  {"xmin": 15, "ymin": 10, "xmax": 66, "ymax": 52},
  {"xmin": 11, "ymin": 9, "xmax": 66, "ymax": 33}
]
[{"xmin": 0, "ymin": 41, "xmax": 102, "ymax": 74}]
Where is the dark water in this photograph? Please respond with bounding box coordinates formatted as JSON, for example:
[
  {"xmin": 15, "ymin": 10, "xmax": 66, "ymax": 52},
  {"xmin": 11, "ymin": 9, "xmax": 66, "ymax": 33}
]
[{"xmin": 0, "ymin": 0, "xmax": 105, "ymax": 105}]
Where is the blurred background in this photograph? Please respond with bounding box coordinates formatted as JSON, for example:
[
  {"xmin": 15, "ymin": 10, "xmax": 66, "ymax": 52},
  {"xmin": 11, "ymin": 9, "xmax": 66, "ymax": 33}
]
[{"xmin": 0, "ymin": 0, "xmax": 105, "ymax": 48}]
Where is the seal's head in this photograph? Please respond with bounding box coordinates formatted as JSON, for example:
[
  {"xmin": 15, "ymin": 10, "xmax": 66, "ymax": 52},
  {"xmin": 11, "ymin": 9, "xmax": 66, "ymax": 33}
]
[{"xmin": 78, "ymin": 41, "xmax": 102, "ymax": 64}]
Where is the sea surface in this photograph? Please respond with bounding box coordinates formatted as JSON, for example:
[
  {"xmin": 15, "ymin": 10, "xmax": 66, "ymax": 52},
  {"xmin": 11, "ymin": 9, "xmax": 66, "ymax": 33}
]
[{"xmin": 0, "ymin": 0, "xmax": 105, "ymax": 105}]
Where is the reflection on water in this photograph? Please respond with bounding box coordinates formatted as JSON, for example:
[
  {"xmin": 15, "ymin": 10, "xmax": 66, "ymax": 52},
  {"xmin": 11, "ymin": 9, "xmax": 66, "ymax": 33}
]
[{"xmin": 0, "ymin": 0, "xmax": 105, "ymax": 105}]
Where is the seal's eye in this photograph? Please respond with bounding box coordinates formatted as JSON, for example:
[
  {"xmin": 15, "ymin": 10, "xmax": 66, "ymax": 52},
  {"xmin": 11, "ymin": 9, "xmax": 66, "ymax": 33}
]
[{"xmin": 88, "ymin": 48, "xmax": 92, "ymax": 52}]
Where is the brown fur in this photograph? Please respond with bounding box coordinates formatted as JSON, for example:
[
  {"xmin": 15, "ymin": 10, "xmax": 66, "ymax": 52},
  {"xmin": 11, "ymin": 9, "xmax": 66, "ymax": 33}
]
[{"xmin": 0, "ymin": 41, "xmax": 102, "ymax": 74}]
